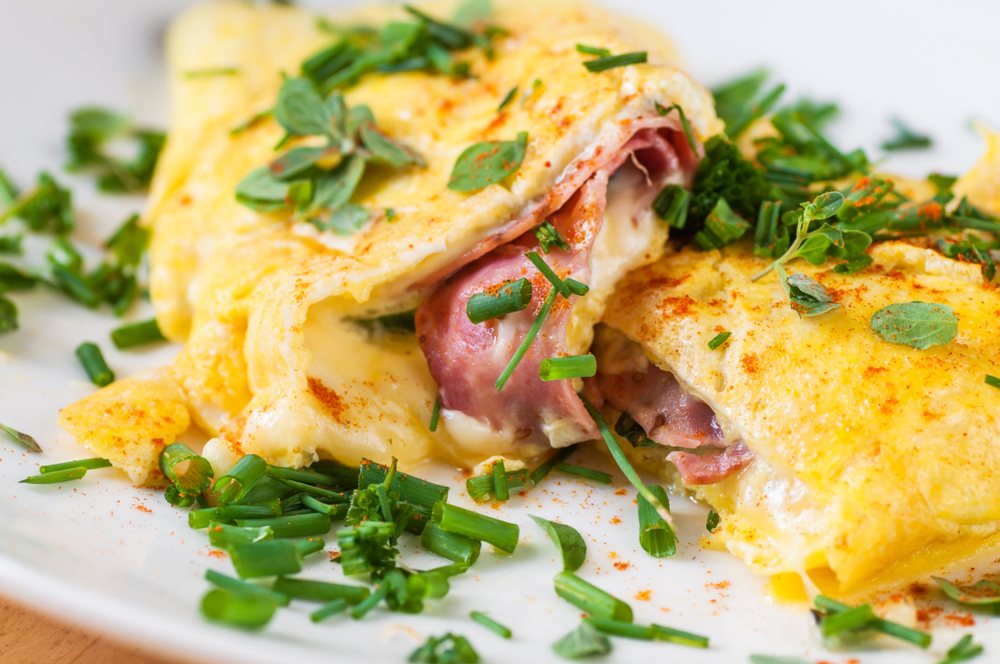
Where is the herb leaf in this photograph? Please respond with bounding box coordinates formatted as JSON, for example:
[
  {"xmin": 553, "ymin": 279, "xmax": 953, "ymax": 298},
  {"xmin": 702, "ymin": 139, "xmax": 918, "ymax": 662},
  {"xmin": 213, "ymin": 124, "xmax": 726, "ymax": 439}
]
[
  {"xmin": 870, "ymin": 302, "xmax": 958, "ymax": 350},
  {"xmin": 881, "ymin": 118, "xmax": 932, "ymax": 152},
  {"xmin": 273, "ymin": 77, "xmax": 333, "ymax": 138},
  {"xmin": 787, "ymin": 272, "xmax": 840, "ymax": 317},
  {"xmin": 448, "ymin": 131, "xmax": 528, "ymax": 192},
  {"xmin": 310, "ymin": 203, "xmax": 370, "ymax": 236},
  {"xmin": 358, "ymin": 122, "xmax": 425, "ymax": 168},
  {"xmin": 311, "ymin": 154, "xmax": 368, "ymax": 211},
  {"xmin": 833, "ymin": 254, "xmax": 872, "ymax": 275},
  {"xmin": 932, "ymin": 576, "xmax": 1000, "ymax": 605},
  {"xmin": 534, "ymin": 221, "xmax": 569, "ymax": 253},
  {"xmin": 938, "ymin": 635, "xmax": 984, "ymax": 664},
  {"xmin": 694, "ymin": 197, "xmax": 751, "ymax": 250},
  {"xmin": 0, "ymin": 421, "xmax": 42, "ymax": 453},
  {"xmin": 552, "ymin": 622, "xmax": 612, "ymax": 659},
  {"xmin": 706, "ymin": 510, "xmax": 720, "ymax": 532},
  {"xmin": 235, "ymin": 166, "xmax": 298, "ymax": 212},
  {"xmin": 529, "ymin": 515, "xmax": 586, "ymax": 572}
]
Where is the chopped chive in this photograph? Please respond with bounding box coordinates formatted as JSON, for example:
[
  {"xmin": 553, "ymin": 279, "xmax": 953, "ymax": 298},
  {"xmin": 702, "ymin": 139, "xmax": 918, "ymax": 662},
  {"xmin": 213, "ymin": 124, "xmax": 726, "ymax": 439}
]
[
  {"xmin": 235, "ymin": 512, "xmax": 332, "ymax": 539},
  {"xmin": 529, "ymin": 446, "xmax": 574, "ymax": 484},
  {"xmin": 420, "ymin": 520, "xmax": 482, "ymax": 566},
  {"xmin": 540, "ymin": 355, "xmax": 596, "ymax": 381},
  {"xmin": 230, "ymin": 540, "xmax": 302, "ymax": 578},
  {"xmin": 302, "ymin": 494, "xmax": 349, "ymax": 519},
  {"xmin": 566, "ymin": 278, "xmax": 590, "ymax": 296},
  {"xmin": 492, "ymin": 459, "xmax": 509, "ymax": 501},
  {"xmin": 651, "ymin": 624, "xmax": 710, "ymax": 648},
  {"xmin": 525, "ymin": 251, "xmax": 572, "ymax": 298},
  {"xmin": 429, "ymin": 397, "xmax": 442, "ymax": 432},
  {"xmin": 184, "ymin": 66, "xmax": 240, "ymax": 79},
  {"xmin": 584, "ymin": 617, "xmax": 652, "ymax": 640},
  {"xmin": 51, "ymin": 265, "xmax": 100, "ymax": 308},
  {"xmin": 296, "ymin": 537, "xmax": 326, "ymax": 557},
  {"xmin": 215, "ymin": 454, "xmax": 267, "ymax": 504},
  {"xmin": 534, "ymin": 221, "xmax": 570, "ymax": 254},
  {"xmin": 207, "ymin": 522, "xmax": 273, "ymax": 548},
  {"xmin": 583, "ymin": 51, "xmax": 647, "ymax": 73},
  {"xmin": 358, "ymin": 458, "xmax": 449, "ymax": 515},
  {"xmin": 189, "ymin": 501, "xmax": 281, "ymax": 529},
  {"xmin": 39, "ymin": 457, "xmax": 110, "ymax": 473},
  {"xmin": 426, "ymin": 562, "xmax": 470, "ymax": 578},
  {"xmin": 433, "ymin": 501, "xmax": 519, "ymax": 553},
  {"xmin": 554, "ymin": 571, "xmax": 633, "ymax": 622},
  {"xmin": 204, "ymin": 569, "xmax": 289, "ymax": 605},
  {"xmin": 281, "ymin": 493, "xmax": 303, "ymax": 512},
  {"xmin": 311, "ymin": 598, "xmax": 349, "ymax": 623},
  {"xmin": 196, "ymin": 494, "xmax": 211, "ymax": 509},
  {"xmin": 814, "ymin": 596, "xmax": 931, "ymax": 648},
  {"xmin": 238, "ymin": 475, "xmax": 295, "ymax": 505},
  {"xmin": 652, "ymin": 185, "xmax": 690, "ymax": 229},
  {"xmin": 265, "ymin": 465, "xmax": 338, "ymax": 486},
  {"xmin": 495, "ymin": 287, "xmax": 556, "ymax": 392},
  {"xmin": 273, "ymin": 577, "xmax": 370, "ymax": 604},
  {"xmin": 159, "ymin": 442, "xmax": 214, "ymax": 495},
  {"xmin": 821, "ymin": 604, "xmax": 876, "ymax": 637},
  {"xmin": 555, "ymin": 463, "xmax": 611, "ymax": 484},
  {"xmin": 376, "ymin": 484, "xmax": 393, "ymax": 521},
  {"xmin": 498, "ymin": 86, "xmax": 518, "ymax": 112},
  {"xmin": 276, "ymin": 478, "xmax": 351, "ymax": 502},
  {"xmin": 350, "ymin": 583, "xmax": 388, "ymax": 619},
  {"xmin": 638, "ymin": 484, "xmax": 676, "ymax": 558},
  {"xmin": 987, "ymin": 375, "xmax": 1000, "ymax": 389},
  {"xmin": 471, "ymin": 611, "xmax": 512, "ymax": 638},
  {"xmin": 74, "ymin": 342, "xmax": 114, "ymax": 387},
  {"xmin": 655, "ymin": 102, "xmax": 698, "ymax": 153},
  {"xmin": 939, "ymin": 635, "xmax": 983, "ymax": 664},
  {"xmin": 201, "ymin": 588, "xmax": 278, "ymax": 628},
  {"xmin": 110, "ymin": 318, "xmax": 167, "ymax": 349},
  {"xmin": 528, "ymin": 515, "xmax": 586, "ymax": 572},
  {"xmin": 308, "ymin": 460, "xmax": 360, "ymax": 490},
  {"xmin": 707, "ymin": 331, "xmax": 731, "ymax": 350},
  {"xmin": 466, "ymin": 468, "xmax": 529, "ymax": 502},
  {"xmin": 576, "ymin": 44, "xmax": 611, "ymax": 57},
  {"xmin": 20, "ymin": 467, "xmax": 87, "ymax": 484},
  {"xmin": 582, "ymin": 397, "xmax": 672, "ymax": 525},
  {"xmin": 466, "ymin": 278, "xmax": 533, "ymax": 324},
  {"xmin": 165, "ymin": 485, "xmax": 196, "ymax": 507},
  {"xmin": 706, "ymin": 510, "xmax": 720, "ymax": 532}
]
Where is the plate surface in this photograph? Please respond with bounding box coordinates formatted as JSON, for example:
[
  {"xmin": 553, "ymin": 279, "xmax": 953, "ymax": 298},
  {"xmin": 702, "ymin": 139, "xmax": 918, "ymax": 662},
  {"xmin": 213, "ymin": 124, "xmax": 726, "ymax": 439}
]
[{"xmin": 1, "ymin": 2, "xmax": 998, "ymax": 663}]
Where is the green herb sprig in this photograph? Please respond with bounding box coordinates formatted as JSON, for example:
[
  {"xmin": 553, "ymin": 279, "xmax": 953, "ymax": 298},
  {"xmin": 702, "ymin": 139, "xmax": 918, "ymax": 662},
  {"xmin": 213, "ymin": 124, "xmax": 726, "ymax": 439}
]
[{"xmin": 65, "ymin": 107, "xmax": 165, "ymax": 193}]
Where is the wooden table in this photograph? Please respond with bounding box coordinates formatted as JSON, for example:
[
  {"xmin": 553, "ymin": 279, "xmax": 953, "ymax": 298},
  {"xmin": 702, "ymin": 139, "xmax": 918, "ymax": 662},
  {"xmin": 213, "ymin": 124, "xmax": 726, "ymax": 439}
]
[{"xmin": 0, "ymin": 597, "xmax": 184, "ymax": 664}]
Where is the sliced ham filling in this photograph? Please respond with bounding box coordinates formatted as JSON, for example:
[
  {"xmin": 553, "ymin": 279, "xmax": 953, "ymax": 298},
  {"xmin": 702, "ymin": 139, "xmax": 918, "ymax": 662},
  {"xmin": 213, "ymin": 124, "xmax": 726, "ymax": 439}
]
[
  {"xmin": 597, "ymin": 364, "xmax": 753, "ymax": 485},
  {"xmin": 417, "ymin": 119, "xmax": 698, "ymax": 455}
]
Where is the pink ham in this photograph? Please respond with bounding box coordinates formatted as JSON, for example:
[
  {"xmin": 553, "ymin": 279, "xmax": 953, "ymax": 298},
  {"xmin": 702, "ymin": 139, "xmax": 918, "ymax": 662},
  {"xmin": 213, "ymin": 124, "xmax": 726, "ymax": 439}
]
[
  {"xmin": 668, "ymin": 443, "xmax": 753, "ymax": 486},
  {"xmin": 416, "ymin": 119, "xmax": 698, "ymax": 452}
]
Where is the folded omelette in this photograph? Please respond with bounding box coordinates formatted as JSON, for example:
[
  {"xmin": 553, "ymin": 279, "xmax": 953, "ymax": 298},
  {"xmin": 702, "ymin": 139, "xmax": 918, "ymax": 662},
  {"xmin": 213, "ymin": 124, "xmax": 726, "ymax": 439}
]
[{"xmin": 59, "ymin": 0, "xmax": 720, "ymax": 483}]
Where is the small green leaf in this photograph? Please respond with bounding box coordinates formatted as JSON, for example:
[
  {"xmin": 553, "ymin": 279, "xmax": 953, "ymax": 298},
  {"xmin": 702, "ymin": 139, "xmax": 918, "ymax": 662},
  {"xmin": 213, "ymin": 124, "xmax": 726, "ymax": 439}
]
[
  {"xmin": 881, "ymin": 118, "xmax": 932, "ymax": 152},
  {"xmin": 286, "ymin": 180, "xmax": 314, "ymax": 212},
  {"xmin": 837, "ymin": 177, "xmax": 893, "ymax": 222},
  {"xmin": 359, "ymin": 122, "xmax": 425, "ymax": 168},
  {"xmin": 792, "ymin": 233, "xmax": 833, "ymax": 265},
  {"xmin": 706, "ymin": 510, "xmax": 720, "ymax": 532},
  {"xmin": 831, "ymin": 229, "xmax": 872, "ymax": 259},
  {"xmin": 312, "ymin": 154, "xmax": 367, "ymax": 211},
  {"xmin": 235, "ymin": 166, "xmax": 294, "ymax": 212},
  {"xmin": 269, "ymin": 146, "xmax": 340, "ymax": 181},
  {"xmin": 105, "ymin": 214, "xmax": 149, "ymax": 268},
  {"xmin": 932, "ymin": 576, "xmax": 1000, "ymax": 605},
  {"xmin": 938, "ymin": 634, "xmax": 984, "ymax": 664},
  {"xmin": 346, "ymin": 105, "xmax": 375, "ymax": 137},
  {"xmin": 311, "ymin": 203, "xmax": 370, "ymax": 236},
  {"xmin": 804, "ymin": 191, "xmax": 844, "ymax": 221},
  {"xmin": 833, "ymin": 254, "xmax": 872, "ymax": 275},
  {"xmin": 447, "ymin": 131, "xmax": 528, "ymax": 192},
  {"xmin": 870, "ymin": 302, "xmax": 958, "ymax": 350},
  {"xmin": 273, "ymin": 77, "xmax": 333, "ymax": 138},
  {"xmin": 552, "ymin": 622, "xmax": 612, "ymax": 659},
  {"xmin": 695, "ymin": 197, "xmax": 751, "ymax": 250},
  {"xmin": 529, "ymin": 515, "xmax": 586, "ymax": 572},
  {"xmin": 69, "ymin": 107, "xmax": 130, "ymax": 141},
  {"xmin": 787, "ymin": 272, "xmax": 840, "ymax": 317}
]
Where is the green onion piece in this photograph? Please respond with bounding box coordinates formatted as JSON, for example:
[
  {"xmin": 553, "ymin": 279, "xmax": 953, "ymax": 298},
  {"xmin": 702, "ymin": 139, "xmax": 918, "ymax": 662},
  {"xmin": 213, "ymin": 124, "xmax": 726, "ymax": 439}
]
[
  {"xmin": 492, "ymin": 459, "xmax": 509, "ymax": 502},
  {"xmin": 421, "ymin": 520, "xmax": 481, "ymax": 566},
  {"xmin": 552, "ymin": 621, "xmax": 612, "ymax": 658},
  {"xmin": 0, "ymin": 422, "xmax": 41, "ymax": 453},
  {"xmin": 555, "ymin": 463, "xmax": 610, "ymax": 484},
  {"xmin": 239, "ymin": 475, "xmax": 296, "ymax": 505},
  {"xmin": 429, "ymin": 397, "xmax": 442, "ymax": 432},
  {"xmin": 565, "ymin": 278, "xmax": 590, "ymax": 296},
  {"xmin": 276, "ymin": 478, "xmax": 351, "ymax": 502},
  {"xmin": 235, "ymin": 512, "xmax": 332, "ymax": 539},
  {"xmin": 651, "ymin": 624, "xmax": 710, "ymax": 648},
  {"xmin": 525, "ymin": 251, "xmax": 572, "ymax": 298},
  {"xmin": 498, "ymin": 86, "xmax": 518, "ymax": 112},
  {"xmin": 159, "ymin": 442, "xmax": 214, "ymax": 495},
  {"xmin": 207, "ymin": 522, "xmax": 273, "ymax": 548},
  {"xmin": 230, "ymin": 540, "xmax": 302, "ymax": 578},
  {"xmin": 466, "ymin": 468, "xmax": 529, "ymax": 502},
  {"xmin": 529, "ymin": 515, "xmax": 586, "ymax": 572},
  {"xmin": 165, "ymin": 485, "xmax": 195, "ymax": 507},
  {"xmin": 215, "ymin": 454, "xmax": 267, "ymax": 504},
  {"xmin": 196, "ymin": 494, "xmax": 211, "ymax": 509},
  {"xmin": 280, "ymin": 492, "xmax": 304, "ymax": 512},
  {"xmin": 554, "ymin": 571, "xmax": 633, "ymax": 622},
  {"xmin": 74, "ymin": 342, "xmax": 114, "ymax": 387},
  {"xmin": 189, "ymin": 501, "xmax": 281, "ymax": 529},
  {"xmin": 576, "ymin": 44, "xmax": 612, "ymax": 57},
  {"xmin": 296, "ymin": 537, "xmax": 326, "ymax": 557},
  {"xmin": 39, "ymin": 458, "xmax": 110, "ymax": 473},
  {"xmin": 358, "ymin": 458, "xmax": 449, "ymax": 515},
  {"xmin": 584, "ymin": 617, "xmax": 652, "ymax": 640},
  {"xmin": 653, "ymin": 185, "xmax": 691, "ymax": 229},
  {"xmin": 638, "ymin": 484, "xmax": 677, "ymax": 558},
  {"xmin": 201, "ymin": 588, "xmax": 278, "ymax": 629},
  {"xmin": 707, "ymin": 331, "xmax": 731, "ymax": 350},
  {"xmin": 495, "ymin": 287, "xmax": 556, "ymax": 392},
  {"xmin": 582, "ymin": 397, "xmax": 673, "ymax": 525},
  {"xmin": 471, "ymin": 611, "xmax": 512, "ymax": 638},
  {"xmin": 309, "ymin": 460, "xmax": 360, "ymax": 490},
  {"xmin": 204, "ymin": 569, "xmax": 289, "ymax": 606},
  {"xmin": 51, "ymin": 266, "xmax": 100, "ymax": 308},
  {"xmin": 433, "ymin": 501, "xmax": 519, "ymax": 553},
  {"xmin": 20, "ymin": 467, "xmax": 87, "ymax": 484},
  {"xmin": 426, "ymin": 562, "xmax": 470, "ymax": 578},
  {"xmin": 986, "ymin": 375, "xmax": 1000, "ymax": 389},
  {"xmin": 530, "ymin": 448, "xmax": 575, "ymax": 487},
  {"xmin": 583, "ymin": 51, "xmax": 647, "ymax": 73},
  {"xmin": 302, "ymin": 494, "xmax": 349, "ymax": 519},
  {"xmin": 822, "ymin": 604, "xmax": 876, "ymax": 637},
  {"xmin": 350, "ymin": 583, "xmax": 388, "ymax": 619},
  {"xmin": 376, "ymin": 484, "xmax": 393, "ymax": 521},
  {"xmin": 539, "ymin": 355, "xmax": 597, "ymax": 381},
  {"xmin": 814, "ymin": 596, "xmax": 931, "ymax": 648},
  {"xmin": 110, "ymin": 318, "xmax": 167, "ymax": 350},
  {"xmin": 273, "ymin": 577, "xmax": 370, "ymax": 604},
  {"xmin": 466, "ymin": 278, "xmax": 533, "ymax": 324},
  {"xmin": 310, "ymin": 598, "xmax": 349, "ymax": 623},
  {"xmin": 265, "ymin": 465, "xmax": 337, "ymax": 486}
]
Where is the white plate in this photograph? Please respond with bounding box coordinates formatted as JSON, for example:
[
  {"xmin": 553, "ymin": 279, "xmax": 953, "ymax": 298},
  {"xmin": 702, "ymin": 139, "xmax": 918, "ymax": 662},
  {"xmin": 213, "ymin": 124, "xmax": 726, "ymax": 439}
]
[{"xmin": 1, "ymin": 2, "xmax": 998, "ymax": 663}]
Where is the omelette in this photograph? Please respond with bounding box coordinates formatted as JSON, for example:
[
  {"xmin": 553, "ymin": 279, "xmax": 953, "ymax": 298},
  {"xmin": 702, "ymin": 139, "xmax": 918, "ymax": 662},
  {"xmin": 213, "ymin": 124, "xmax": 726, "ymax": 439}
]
[{"xmin": 58, "ymin": 0, "xmax": 720, "ymax": 483}]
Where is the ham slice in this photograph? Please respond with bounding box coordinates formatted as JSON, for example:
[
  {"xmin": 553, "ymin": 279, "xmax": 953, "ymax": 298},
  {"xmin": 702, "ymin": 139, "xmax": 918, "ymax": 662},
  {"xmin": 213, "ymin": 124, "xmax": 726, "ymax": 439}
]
[
  {"xmin": 416, "ymin": 121, "xmax": 698, "ymax": 452},
  {"xmin": 668, "ymin": 443, "xmax": 753, "ymax": 485}
]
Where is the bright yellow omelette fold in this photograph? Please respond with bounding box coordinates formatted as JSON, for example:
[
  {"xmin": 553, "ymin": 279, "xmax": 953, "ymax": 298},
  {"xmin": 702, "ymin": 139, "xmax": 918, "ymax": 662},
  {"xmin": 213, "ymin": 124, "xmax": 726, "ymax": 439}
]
[{"xmin": 58, "ymin": 0, "xmax": 720, "ymax": 484}]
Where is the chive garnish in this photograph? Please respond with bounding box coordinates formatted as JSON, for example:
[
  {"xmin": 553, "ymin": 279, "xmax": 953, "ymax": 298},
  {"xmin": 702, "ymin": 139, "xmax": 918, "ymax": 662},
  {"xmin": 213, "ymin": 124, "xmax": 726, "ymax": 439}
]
[
  {"xmin": 359, "ymin": 458, "xmax": 449, "ymax": 516},
  {"xmin": 986, "ymin": 375, "xmax": 1000, "ymax": 389},
  {"xmin": 707, "ymin": 331, "xmax": 731, "ymax": 350},
  {"xmin": 554, "ymin": 571, "xmax": 633, "ymax": 622},
  {"xmin": 638, "ymin": 484, "xmax": 677, "ymax": 557},
  {"xmin": 655, "ymin": 102, "xmax": 698, "ymax": 153},
  {"xmin": 429, "ymin": 397, "xmax": 442, "ymax": 432},
  {"xmin": 466, "ymin": 468, "xmax": 529, "ymax": 502},
  {"xmin": 497, "ymin": 86, "xmax": 518, "ymax": 112},
  {"xmin": 584, "ymin": 617, "xmax": 652, "ymax": 640},
  {"xmin": 539, "ymin": 355, "xmax": 597, "ymax": 381},
  {"xmin": 534, "ymin": 221, "xmax": 570, "ymax": 253},
  {"xmin": 525, "ymin": 251, "xmax": 572, "ymax": 298},
  {"xmin": 470, "ymin": 611, "xmax": 512, "ymax": 638},
  {"xmin": 350, "ymin": 583, "xmax": 388, "ymax": 619},
  {"xmin": 39, "ymin": 458, "xmax": 110, "ymax": 473},
  {"xmin": 651, "ymin": 624, "xmax": 710, "ymax": 648},
  {"xmin": 555, "ymin": 463, "xmax": 611, "ymax": 484},
  {"xmin": 466, "ymin": 278, "xmax": 533, "ymax": 324},
  {"xmin": 272, "ymin": 577, "xmax": 370, "ymax": 604},
  {"xmin": 433, "ymin": 501, "xmax": 519, "ymax": 553},
  {"xmin": 529, "ymin": 515, "xmax": 586, "ymax": 572},
  {"xmin": 200, "ymin": 588, "xmax": 278, "ymax": 628},
  {"xmin": 74, "ymin": 342, "xmax": 114, "ymax": 387},
  {"xmin": 814, "ymin": 596, "xmax": 931, "ymax": 648},
  {"xmin": 215, "ymin": 454, "xmax": 267, "ymax": 504},
  {"xmin": 421, "ymin": 521, "xmax": 482, "ymax": 566},
  {"xmin": 160, "ymin": 442, "xmax": 214, "ymax": 495},
  {"xmin": 189, "ymin": 501, "xmax": 281, "ymax": 529},
  {"xmin": 207, "ymin": 522, "xmax": 273, "ymax": 548},
  {"xmin": 297, "ymin": 537, "xmax": 326, "ymax": 557},
  {"xmin": 583, "ymin": 51, "xmax": 647, "ymax": 73},
  {"xmin": 52, "ymin": 266, "xmax": 100, "ymax": 308},
  {"xmin": 277, "ymin": 478, "xmax": 351, "ymax": 502},
  {"xmin": 529, "ymin": 446, "xmax": 574, "ymax": 485},
  {"xmin": 301, "ymin": 495, "xmax": 349, "ymax": 519},
  {"xmin": 204, "ymin": 569, "xmax": 289, "ymax": 606},
  {"xmin": 230, "ymin": 540, "xmax": 302, "ymax": 578},
  {"xmin": 110, "ymin": 318, "xmax": 167, "ymax": 349},
  {"xmin": 310, "ymin": 598, "xmax": 349, "ymax": 623},
  {"xmin": 495, "ymin": 287, "xmax": 556, "ymax": 392},
  {"xmin": 426, "ymin": 562, "xmax": 470, "ymax": 578},
  {"xmin": 239, "ymin": 475, "xmax": 296, "ymax": 505},
  {"xmin": 409, "ymin": 632, "xmax": 479, "ymax": 663},
  {"xmin": 576, "ymin": 44, "xmax": 611, "ymax": 57},
  {"xmin": 20, "ymin": 467, "xmax": 87, "ymax": 484},
  {"xmin": 235, "ymin": 512, "xmax": 332, "ymax": 539},
  {"xmin": 565, "ymin": 278, "xmax": 590, "ymax": 296},
  {"xmin": 939, "ymin": 635, "xmax": 983, "ymax": 664},
  {"xmin": 484, "ymin": 459, "xmax": 506, "ymax": 502},
  {"xmin": 653, "ymin": 185, "xmax": 690, "ymax": 229},
  {"xmin": 265, "ymin": 465, "xmax": 338, "ymax": 486},
  {"xmin": 821, "ymin": 604, "xmax": 876, "ymax": 637}
]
